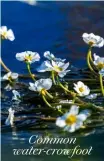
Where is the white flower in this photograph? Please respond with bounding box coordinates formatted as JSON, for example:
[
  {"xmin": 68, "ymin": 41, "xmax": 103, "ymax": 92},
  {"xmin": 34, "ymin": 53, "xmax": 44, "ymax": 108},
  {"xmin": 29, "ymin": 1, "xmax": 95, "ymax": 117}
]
[
  {"xmin": 37, "ymin": 60, "xmax": 70, "ymax": 78},
  {"xmin": 74, "ymin": 81, "xmax": 90, "ymax": 97},
  {"xmin": 29, "ymin": 78, "xmax": 52, "ymax": 95},
  {"xmin": 0, "ymin": 26, "xmax": 15, "ymax": 41},
  {"xmin": 86, "ymin": 93, "xmax": 98, "ymax": 100},
  {"xmin": 99, "ymin": 68, "xmax": 104, "ymax": 76},
  {"xmin": 19, "ymin": 0, "xmax": 37, "ymax": 5},
  {"xmin": 56, "ymin": 105, "xmax": 91, "ymax": 133},
  {"xmin": 5, "ymin": 108, "xmax": 15, "ymax": 126},
  {"xmin": 82, "ymin": 33, "xmax": 104, "ymax": 47},
  {"xmin": 3, "ymin": 72, "xmax": 18, "ymax": 81},
  {"xmin": 93, "ymin": 53, "xmax": 104, "ymax": 70},
  {"xmin": 16, "ymin": 51, "xmax": 40, "ymax": 64},
  {"xmin": 44, "ymin": 51, "xmax": 66, "ymax": 62},
  {"xmin": 12, "ymin": 90, "xmax": 21, "ymax": 102},
  {"xmin": 5, "ymin": 84, "xmax": 13, "ymax": 91}
]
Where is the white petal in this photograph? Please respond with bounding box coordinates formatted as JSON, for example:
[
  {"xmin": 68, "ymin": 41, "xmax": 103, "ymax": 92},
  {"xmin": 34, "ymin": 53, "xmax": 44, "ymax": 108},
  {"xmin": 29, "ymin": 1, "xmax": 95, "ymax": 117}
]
[
  {"xmin": 57, "ymin": 61, "xmax": 65, "ymax": 68},
  {"xmin": 64, "ymin": 124, "xmax": 76, "ymax": 133},
  {"xmin": 75, "ymin": 120, "xmax": 83, "ymax": 130},
  {"xmin": 83, "ymin": 86, "xmax": 90, "ymax": 96},
  {"xmin": 7, "ymin": 29, "xmax": 15, "ymax": 41},
  {"xmin": 11, "ymin": 73, "xmax": 18, "ymax": 79},
  {"xmin": 16, "ymin": 53, "xmax": 25, "ymax": 61},
  {"xmin": 69, "ymin": 105, "xmax": 79, "ymax": 115},
  {"xmin": 37, "ymin": 61, "xmax": 50, "ymax": 72},
  {"xmin": 32, "ymin": 52, "xmax": 40, "ymax": 62},
  {"xmin": 40, "ymin": 78, "xmax": 52, "ymax": 90},
  {"xmin": 62, "ymin": 62, "xmax": 69, "ymax": 71},
  {"xmin": 0, "ymin": 26, "xmax": 7, "ymax": 32},
  {"xmin": 77, "ymin": 109, "xmax": 91, "ymax": 121},
  {"xmin": 58, "ymin": 70, "xmax": 70, "ymax": 78},
  {"xmin": 44, "ymin": 51, "xmax": 55, "ymax": 60},
  {"xmin": 29, "ymin": 82, "xmax": 37, "ymax": 91},
  {"xmin": 45, "ymin": 60, "xmax": 53, "ymax": 68},
  {"xmin": 97, "ymin": 38, "xmax": 104, "ymax": 47},
  {"xmin": 51, "ymin": 60, "xmax": 57, "ymax": 67},
  {"xmin": 56, "ymin": 117, "xmax": 66, "ymax": 128},
  {"xmin": 44, "ymin": 51, "xmax": 51, "ymax": 57},
  {"xmin": 82, "ymin": 33, "xmax": 89, "ymax": 38},
  {"xmin": 77, "ymin": 81, "xmax": 85, "ymax": 87},
  {"xmin": 2, "ymin": 72, "xmax": 11, "ymax": 80}
]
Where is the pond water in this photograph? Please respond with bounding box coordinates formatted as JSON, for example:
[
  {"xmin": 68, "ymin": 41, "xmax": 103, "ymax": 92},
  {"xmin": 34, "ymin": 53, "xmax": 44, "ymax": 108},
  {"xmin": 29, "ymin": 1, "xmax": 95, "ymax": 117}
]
[{"xmin": 1, "ymin": 1, "xmax": 104, "ymax": 161}]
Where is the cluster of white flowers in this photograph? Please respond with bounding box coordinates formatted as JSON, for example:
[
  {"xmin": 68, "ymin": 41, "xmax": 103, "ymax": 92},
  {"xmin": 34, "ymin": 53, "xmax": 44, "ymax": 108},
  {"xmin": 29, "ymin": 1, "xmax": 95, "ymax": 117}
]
[
  {"xmin": 82, "ymin": 33, "xmax": 104, "ymax": 77},
  {"xmin": 1, "ymin": 26, "xmax": 104, "ymax": 132},
  {"xmin": 37, "ymin": 51, "xmax": 70, "ymax": 78}
]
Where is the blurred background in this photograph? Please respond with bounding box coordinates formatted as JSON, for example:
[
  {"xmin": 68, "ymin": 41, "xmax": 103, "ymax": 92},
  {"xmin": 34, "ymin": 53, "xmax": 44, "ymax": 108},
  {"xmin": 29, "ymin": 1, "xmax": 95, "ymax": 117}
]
[{"xmin": 1, "ymin": 1, "xmax": 104, "ymax": 74}]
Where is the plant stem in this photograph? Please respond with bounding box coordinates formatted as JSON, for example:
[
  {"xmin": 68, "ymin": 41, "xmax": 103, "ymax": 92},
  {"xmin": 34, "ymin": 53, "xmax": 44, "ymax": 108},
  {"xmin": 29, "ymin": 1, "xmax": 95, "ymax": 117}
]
[
  {"xmin": 51, "ymin": 71, "xmax": 56, "ymax": 85},
  {"xmin": 45, "ymin": 91, "xmax": 53, "ymax": 99},
  {"xmin": 42, "ymin": 95, "xmax": 52, "ymax": 108},
  {"xmin": 42, "ymin": 95, "xmax": 63, "ymax": 114},
  {"xmin": 99, "ymin": 74, "xmax": 104, "ymax": 96},
  {"xmin": 26, "ymin": 63, "xmax": 35, "ymax": 81},
  {"xmin": 0, "ymin": 57, "xmax": 11, "ymax": 72},
  {"xmin": 87, "ymin": 47, "xmax": 95, "ymax": 73},
  {"xmin": 56, "ymin": 76, "xmax": 76, "ymax": 97}
]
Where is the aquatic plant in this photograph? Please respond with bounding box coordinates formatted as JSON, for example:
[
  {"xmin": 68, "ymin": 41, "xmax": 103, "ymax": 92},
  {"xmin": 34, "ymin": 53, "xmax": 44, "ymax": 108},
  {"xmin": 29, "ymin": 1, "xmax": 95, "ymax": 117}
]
[{"xmin": 1, "ymin": 26, "xmax": 104, "ymax": 133}]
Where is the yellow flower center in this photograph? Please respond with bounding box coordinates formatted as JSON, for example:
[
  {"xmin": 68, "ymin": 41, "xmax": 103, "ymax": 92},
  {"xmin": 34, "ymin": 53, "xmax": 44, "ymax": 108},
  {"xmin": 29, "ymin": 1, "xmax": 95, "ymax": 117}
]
[
  {"xmin": 41, "ymin": 89, "xmax": 46, "ymax": 96},
  {"xmin": 8, "ymin": 76, "xmax": 12, "ymax": 80},
  {"xmin": 65, "ymin": 114, "xmax": 77, "ymax": 125},
  {"xmin": 24, "ymin": 55, "xmax": 33, "ymax": 62},
  {"xmin": 89, "ymin": 41, "xmax": 95, "ymax": 46},
  {"xmin": 97, "ymin": 63, "xmax": 104, "ymax": 70},
  {"xmin": 1, "ymin": 31, "xmax": 7, "ymax": 39},
  {"xmin": 54, "ymin": 66, "xmax": 63, "ymax": 72},
  {"xmin": 79, "ymin": 87, "xmax": 84, "ymax": 92}
]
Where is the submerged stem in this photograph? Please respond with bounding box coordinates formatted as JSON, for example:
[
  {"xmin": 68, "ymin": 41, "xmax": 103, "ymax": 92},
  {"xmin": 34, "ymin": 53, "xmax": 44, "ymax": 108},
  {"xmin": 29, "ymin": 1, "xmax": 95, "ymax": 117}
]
[
  {"xmin": 99, "ymin": 74, "xmax": 104, "ymax": 96},
  {"xmin": 26, "ymin": 63, "xmax": 35, "ymax": 81}
]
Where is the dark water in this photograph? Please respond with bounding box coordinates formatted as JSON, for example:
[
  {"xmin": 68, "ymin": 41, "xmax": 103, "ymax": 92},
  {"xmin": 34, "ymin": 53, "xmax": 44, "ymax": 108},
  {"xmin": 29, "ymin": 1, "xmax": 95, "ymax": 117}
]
[{"xmin": 1, "ymin": 1, "xmax": 104, "ymax": 161}]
